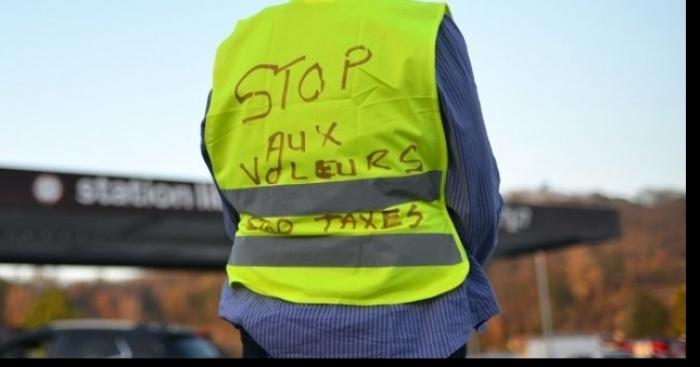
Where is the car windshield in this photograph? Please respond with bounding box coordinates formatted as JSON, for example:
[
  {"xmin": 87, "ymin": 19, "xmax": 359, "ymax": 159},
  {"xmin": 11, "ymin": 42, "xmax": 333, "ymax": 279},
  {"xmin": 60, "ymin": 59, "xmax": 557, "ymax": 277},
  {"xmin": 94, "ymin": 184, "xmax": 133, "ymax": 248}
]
[
  {"xmin": 55, "ymin": 331, "xmax": 124, "ymax": 358},
  {"xmin": 1, "ymin": 327, "xmax": 224, "ymax": 358},
  {"xmin": 163, "ymin": 336, "xmax": 221, "ymax": 358}
]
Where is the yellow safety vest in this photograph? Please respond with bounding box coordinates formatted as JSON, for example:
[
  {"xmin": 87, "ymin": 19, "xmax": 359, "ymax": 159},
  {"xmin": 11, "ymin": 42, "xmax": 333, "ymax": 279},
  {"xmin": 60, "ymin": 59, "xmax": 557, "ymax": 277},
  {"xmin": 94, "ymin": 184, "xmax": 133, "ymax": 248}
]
[{"xmin": 204, "ymin": 0, "xmax": 469, "ymax": 305}]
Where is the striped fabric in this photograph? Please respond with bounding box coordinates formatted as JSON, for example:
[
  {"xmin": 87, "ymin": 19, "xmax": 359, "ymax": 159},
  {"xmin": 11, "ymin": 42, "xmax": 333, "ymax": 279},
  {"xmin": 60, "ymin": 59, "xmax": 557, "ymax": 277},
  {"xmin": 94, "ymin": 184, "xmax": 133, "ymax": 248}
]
[{"xmin": 206, "ymin": 15, "xmax": 502, "ymax": 358}]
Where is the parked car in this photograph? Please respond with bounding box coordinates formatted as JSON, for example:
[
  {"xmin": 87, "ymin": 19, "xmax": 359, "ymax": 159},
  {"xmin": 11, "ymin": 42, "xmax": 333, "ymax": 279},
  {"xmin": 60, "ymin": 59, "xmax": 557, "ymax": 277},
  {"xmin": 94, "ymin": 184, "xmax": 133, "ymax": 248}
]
[
  {"xmin": 522, "ymin": 334, "xmax": 606, "ymax": 358},
  {"xmin": 0, "ymin": 320, "xmax": 224, "ymax": 358},
  {"xmin": 625, "ymin": 338, "xmax": 686, "ymax": 358}
]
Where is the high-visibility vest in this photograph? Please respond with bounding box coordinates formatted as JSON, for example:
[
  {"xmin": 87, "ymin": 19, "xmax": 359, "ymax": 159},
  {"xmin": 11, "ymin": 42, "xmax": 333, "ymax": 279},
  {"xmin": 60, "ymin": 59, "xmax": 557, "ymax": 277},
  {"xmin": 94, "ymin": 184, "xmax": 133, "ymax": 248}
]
[{"xmin": 204, "ymin": 0, "xmax": 469, "ymax": 305}]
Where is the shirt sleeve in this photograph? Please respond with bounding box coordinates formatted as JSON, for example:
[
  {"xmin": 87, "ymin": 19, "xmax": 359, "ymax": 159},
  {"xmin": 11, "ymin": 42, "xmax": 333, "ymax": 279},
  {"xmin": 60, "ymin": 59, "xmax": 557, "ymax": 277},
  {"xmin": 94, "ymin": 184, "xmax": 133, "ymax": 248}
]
[
  {"xmin": 436, "ymin": 16, "xmax": 503, "ymax": 266},
  {"xmin": 200, "ymin": 91, "xmax": 240, "ymax": 245}
]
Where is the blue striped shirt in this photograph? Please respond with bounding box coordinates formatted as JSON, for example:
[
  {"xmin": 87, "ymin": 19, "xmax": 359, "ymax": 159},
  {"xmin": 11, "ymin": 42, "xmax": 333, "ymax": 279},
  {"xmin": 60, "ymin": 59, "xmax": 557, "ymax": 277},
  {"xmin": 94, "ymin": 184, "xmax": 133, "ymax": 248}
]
[{"xmin": 203, "ymin": 15, "xmax": 502, "ymax": 358}]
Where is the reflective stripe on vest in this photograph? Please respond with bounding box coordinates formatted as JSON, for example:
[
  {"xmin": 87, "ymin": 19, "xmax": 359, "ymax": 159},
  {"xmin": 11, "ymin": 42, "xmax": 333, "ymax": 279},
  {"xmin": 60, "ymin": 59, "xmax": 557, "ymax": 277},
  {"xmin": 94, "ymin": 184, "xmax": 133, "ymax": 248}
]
[
  {"xmin": 229, "ymin": 234, "xmax": 462, "ymax": 267},
  {"xmin": 205, "ymin": 0, "xmax": 469, "ymax": 305},
  {"xmin": 223, "ymin": 171, "xmax": 441, "ymax": 217}
]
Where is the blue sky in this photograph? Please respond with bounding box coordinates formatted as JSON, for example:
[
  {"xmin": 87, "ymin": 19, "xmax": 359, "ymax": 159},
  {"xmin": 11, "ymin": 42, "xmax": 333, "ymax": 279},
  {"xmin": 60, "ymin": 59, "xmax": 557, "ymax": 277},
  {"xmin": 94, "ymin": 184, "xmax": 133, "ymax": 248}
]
[{"xmin": 0, "ymin": 0, "xmax": 686, "ymax": 198}]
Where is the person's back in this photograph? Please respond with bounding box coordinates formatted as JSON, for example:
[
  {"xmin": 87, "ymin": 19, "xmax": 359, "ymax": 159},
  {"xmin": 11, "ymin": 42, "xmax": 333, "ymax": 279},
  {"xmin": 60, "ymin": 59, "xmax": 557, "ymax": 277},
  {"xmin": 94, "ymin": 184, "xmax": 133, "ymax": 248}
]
[{"xmin": 201, "ymin": 0, "xmax": 502, "ymax": 358}]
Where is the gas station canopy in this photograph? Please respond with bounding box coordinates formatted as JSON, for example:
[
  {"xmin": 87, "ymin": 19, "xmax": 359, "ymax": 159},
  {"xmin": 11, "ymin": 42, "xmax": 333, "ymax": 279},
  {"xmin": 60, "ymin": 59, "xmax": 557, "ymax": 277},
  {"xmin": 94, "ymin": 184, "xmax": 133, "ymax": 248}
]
[{"xmin": 0, "ymin": 168, "xmax": 620, "ymax": 269}]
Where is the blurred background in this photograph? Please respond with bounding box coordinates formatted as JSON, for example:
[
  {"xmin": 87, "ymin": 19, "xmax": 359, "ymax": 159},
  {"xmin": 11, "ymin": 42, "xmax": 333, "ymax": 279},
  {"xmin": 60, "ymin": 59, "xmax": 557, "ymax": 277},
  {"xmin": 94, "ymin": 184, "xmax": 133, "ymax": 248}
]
[{"xmin": 0, "ymin": 0, "xmax": 685, "ymax": 358}]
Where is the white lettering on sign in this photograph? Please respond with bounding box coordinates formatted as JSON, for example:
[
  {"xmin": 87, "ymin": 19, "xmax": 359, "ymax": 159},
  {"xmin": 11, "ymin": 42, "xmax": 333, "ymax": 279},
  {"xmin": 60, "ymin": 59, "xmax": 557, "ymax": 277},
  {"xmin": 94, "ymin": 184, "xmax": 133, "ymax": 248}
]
[
  {"xmin": 195, "ymin": 183, "xmax": 223, "ymax": 212},
  {"xmin": 75, "ymin": 177, "xmax": 221, "ymax": 212},
  {"xmin": 32, "ymin": 174, "xmax": 64, "ymax": 206},
  {"xmin": 500, "ymin": 206, "xmax": 533, "ymax": 234}
]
